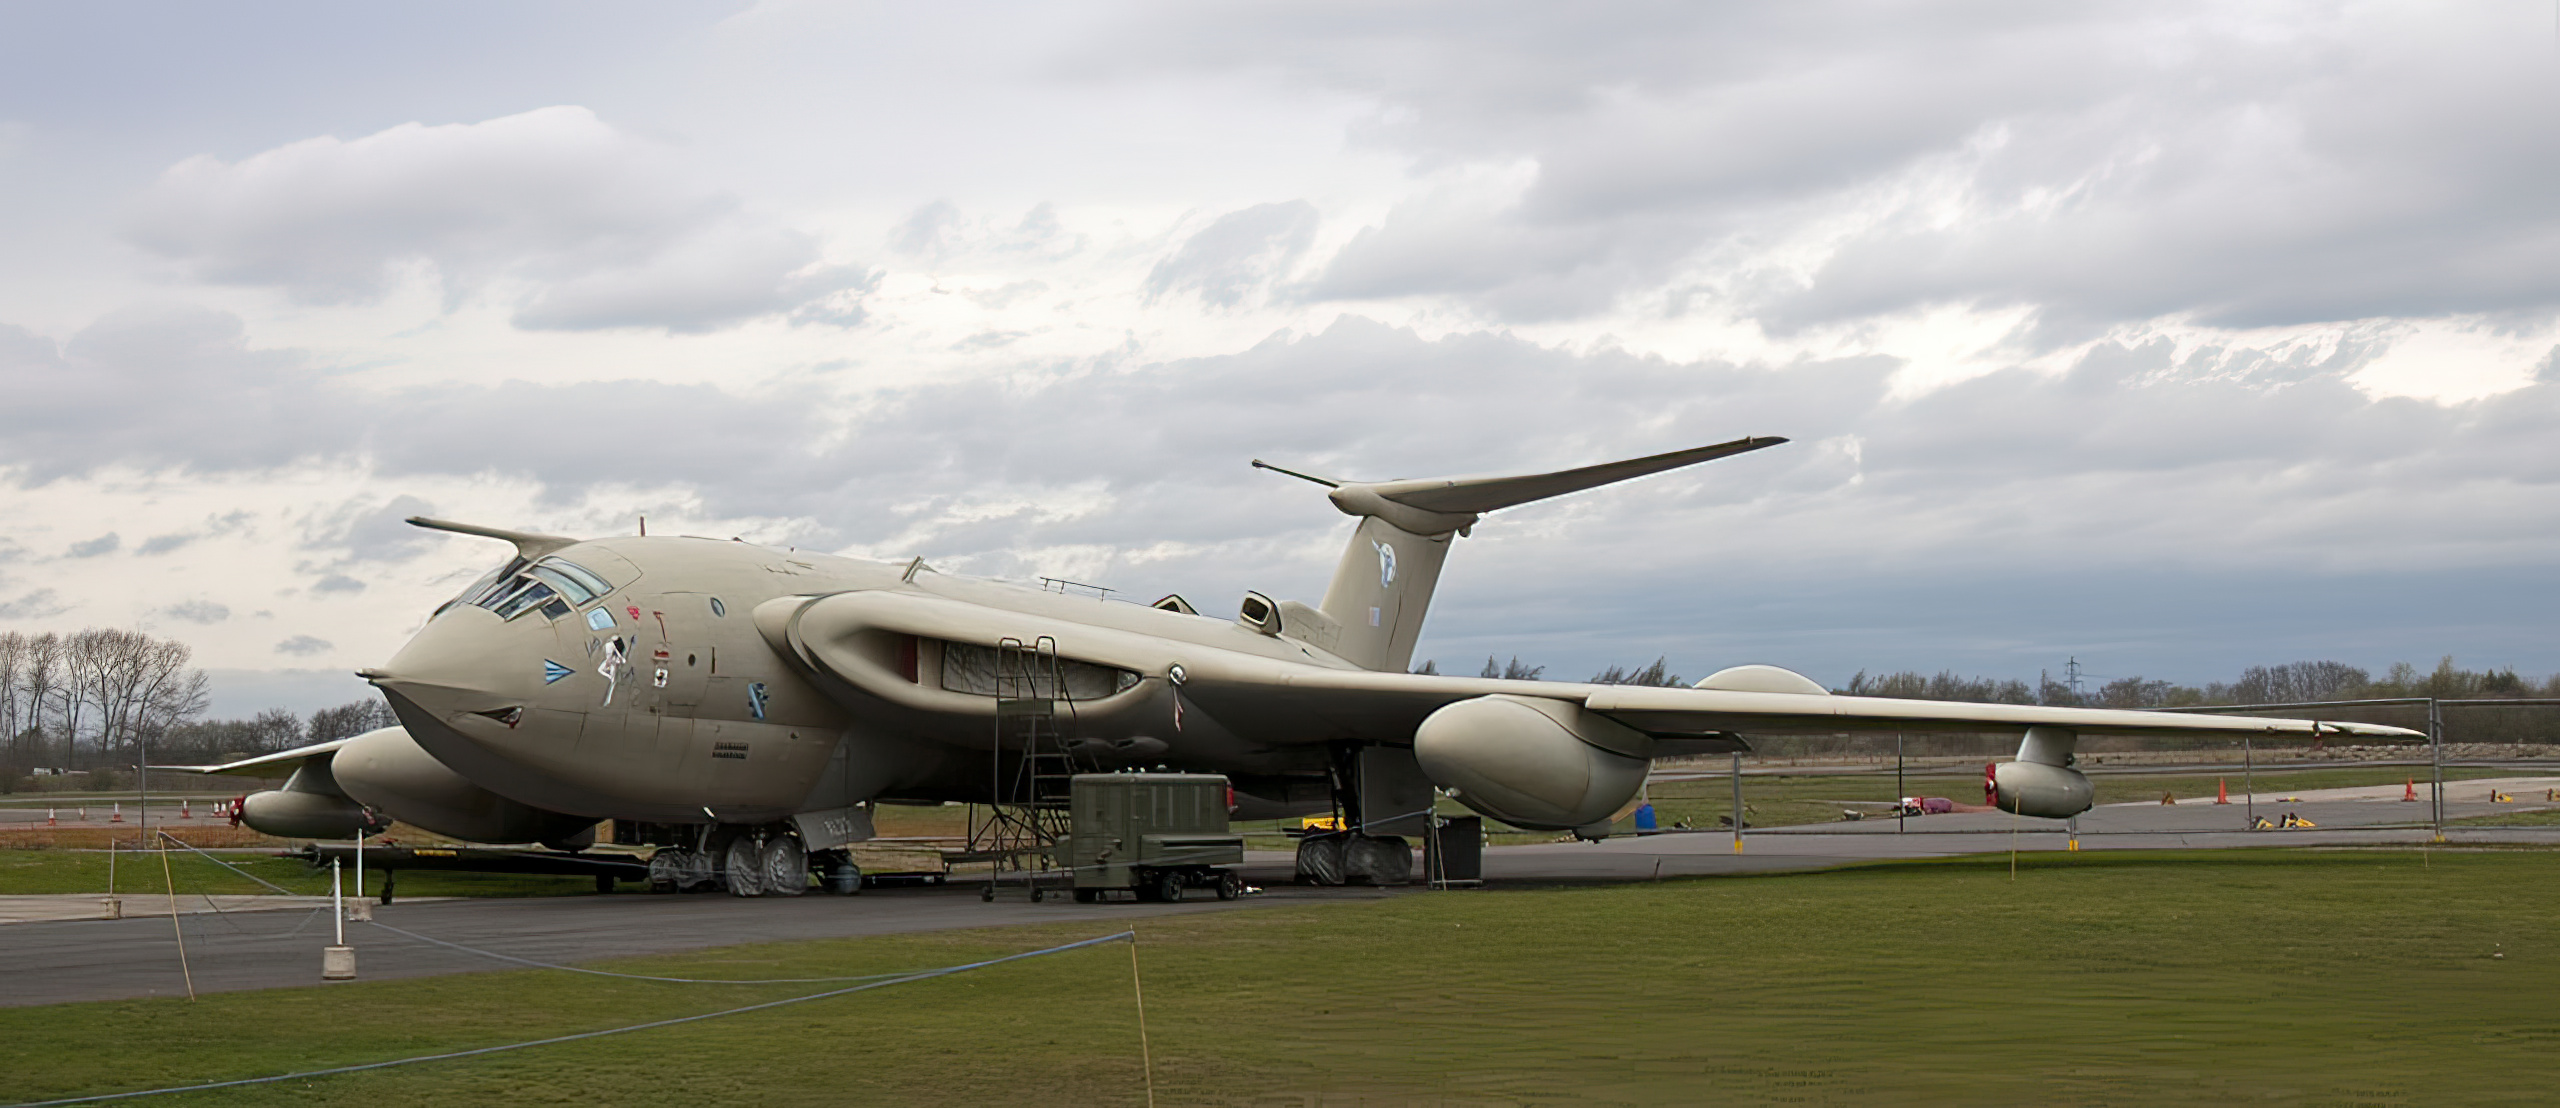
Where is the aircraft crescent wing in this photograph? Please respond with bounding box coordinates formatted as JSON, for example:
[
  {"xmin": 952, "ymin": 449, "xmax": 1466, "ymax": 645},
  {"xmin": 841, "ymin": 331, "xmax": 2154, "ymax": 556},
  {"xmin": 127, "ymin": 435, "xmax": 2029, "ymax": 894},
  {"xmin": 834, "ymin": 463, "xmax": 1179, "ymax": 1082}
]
[
  {"xmin": 1224, "ymin": 670, "xmax": 2422, "ymax": 743},
  {"xmin": 148, "ymin": 737, "xmax": 355, "ymax": 776}
]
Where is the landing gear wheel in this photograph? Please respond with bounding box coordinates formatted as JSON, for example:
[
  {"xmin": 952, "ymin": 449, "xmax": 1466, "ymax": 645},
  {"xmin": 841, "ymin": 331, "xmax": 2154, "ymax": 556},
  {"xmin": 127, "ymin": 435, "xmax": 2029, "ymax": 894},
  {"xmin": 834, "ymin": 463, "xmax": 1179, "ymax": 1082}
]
[
  {"xmin": 1030, "ymin": 884, "xmax": 1045, "ymax": 903},
  {"xmin": 760, "ymin": 835, "xmax": 807, "ymax": 897},
  {"xmin": 1295, "ymin": 834, "xmax": 1346, "ymax": 886},
  {"xmin": 722, "ymin": 836, "xmax": 766, "ymax": 897},
  {"xmin": 647, "ymin": 849, "xmax": 685, "ymax": 892},
  {"xmin": 1216, "ymin": 871, "xmax": 1243, "ymax": 901},
  {"xmin": 1154, "ymin": 870, "xmax": 1186, "ymax": 904},
  {"xmin": 981, "ymin": 882, "xmax": 996, "ymax": 902},
  {"xmin": 820, "ymin": 853, "xmax": 862, "ymax": 895}
]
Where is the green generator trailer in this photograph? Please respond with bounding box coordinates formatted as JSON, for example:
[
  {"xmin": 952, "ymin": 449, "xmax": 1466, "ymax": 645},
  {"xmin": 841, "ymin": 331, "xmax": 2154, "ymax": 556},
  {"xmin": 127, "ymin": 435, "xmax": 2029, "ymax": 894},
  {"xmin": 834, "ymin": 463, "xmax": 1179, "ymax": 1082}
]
[{"xmin": 1067, "ymin": 773, "xmax": 1247, "ymax": 902}]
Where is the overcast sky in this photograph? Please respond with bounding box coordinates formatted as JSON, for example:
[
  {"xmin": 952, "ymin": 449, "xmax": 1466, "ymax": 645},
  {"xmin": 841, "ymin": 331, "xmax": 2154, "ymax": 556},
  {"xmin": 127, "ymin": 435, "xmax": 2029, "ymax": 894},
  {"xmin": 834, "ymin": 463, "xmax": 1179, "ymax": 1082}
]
[{"xmin": 2, "ymin": 2, "xmax": 2555, "ymax": 716}]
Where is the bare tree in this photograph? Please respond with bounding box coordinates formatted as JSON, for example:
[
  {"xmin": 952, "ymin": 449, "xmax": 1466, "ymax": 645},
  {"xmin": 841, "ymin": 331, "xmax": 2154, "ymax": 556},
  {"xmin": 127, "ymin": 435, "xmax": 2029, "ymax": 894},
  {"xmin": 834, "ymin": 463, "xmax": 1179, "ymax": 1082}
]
[
  {"xmin": 308, "ymin": 698, "xmax": 399, "ymax": 743},
  {"xmin": 1588, "ymin": 657, "xmax": 1684, "ymax": 687},
  {"xmin": 1479, "ymin": 655, "xmax": 1545, "ymax": 681}
]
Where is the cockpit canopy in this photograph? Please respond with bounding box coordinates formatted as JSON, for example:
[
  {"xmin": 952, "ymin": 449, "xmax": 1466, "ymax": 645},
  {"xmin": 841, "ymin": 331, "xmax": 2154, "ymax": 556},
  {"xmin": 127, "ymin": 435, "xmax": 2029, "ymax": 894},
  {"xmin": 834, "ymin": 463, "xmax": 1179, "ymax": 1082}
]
[{"xmin": 440, "ymin": 555, "xmax": 620, "ymax": 622}]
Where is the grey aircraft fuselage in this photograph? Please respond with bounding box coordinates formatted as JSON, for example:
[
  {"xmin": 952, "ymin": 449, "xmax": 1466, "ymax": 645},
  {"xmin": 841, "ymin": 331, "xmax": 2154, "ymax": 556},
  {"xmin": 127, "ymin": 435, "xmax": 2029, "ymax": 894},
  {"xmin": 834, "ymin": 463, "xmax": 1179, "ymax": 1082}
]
[{"xmin": 375, "ymin": 534, "xmax": 1346, "ymax": 828}]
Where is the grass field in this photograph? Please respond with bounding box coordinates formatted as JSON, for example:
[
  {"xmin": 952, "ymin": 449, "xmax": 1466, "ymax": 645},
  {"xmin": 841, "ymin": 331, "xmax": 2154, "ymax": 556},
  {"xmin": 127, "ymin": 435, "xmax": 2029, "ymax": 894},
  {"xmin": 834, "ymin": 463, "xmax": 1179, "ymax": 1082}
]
[
  {"xmin": 4, "ymin": 847, "xmax": 2556, "ymax": 1106},
  {"xmin": 0, "ymin": 848, "xmax": 625, "ymax": 900}
]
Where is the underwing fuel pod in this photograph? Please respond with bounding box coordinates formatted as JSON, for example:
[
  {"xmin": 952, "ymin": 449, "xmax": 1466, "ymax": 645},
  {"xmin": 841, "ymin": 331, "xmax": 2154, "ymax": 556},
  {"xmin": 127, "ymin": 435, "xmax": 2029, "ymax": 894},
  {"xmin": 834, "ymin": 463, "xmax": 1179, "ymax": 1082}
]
[{"xmin": 163, "ymin": 435, "xmax": 2419, "ymax": 894}]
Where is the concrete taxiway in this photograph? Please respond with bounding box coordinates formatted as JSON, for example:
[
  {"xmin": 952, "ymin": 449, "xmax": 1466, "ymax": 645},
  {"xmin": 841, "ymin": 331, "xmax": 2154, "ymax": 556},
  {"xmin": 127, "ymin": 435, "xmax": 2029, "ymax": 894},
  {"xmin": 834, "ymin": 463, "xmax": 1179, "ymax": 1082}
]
[{"xmin": 7, "ymin": 776, "xmax": 2556, "ymax": 1008}]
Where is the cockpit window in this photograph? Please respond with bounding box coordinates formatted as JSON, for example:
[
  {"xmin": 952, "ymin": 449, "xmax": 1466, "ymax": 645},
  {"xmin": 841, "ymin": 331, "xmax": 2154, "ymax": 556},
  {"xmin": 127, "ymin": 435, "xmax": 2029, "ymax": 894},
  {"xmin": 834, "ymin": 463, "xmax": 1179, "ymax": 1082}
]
[
  {"xmin": 435, "ymin": 557, "xmax": 526, "ymax": 617},
  {"xmin": 471, "ymin": 556, "xmax": 620, "ymax": 620}
]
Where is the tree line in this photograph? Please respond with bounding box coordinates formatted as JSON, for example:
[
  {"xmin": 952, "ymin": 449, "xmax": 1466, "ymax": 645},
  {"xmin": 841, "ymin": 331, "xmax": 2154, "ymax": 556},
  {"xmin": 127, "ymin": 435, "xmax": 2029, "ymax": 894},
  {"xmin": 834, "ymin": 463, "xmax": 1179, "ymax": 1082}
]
[{"xmin": 0, "ymin": 627, "xmax": 397, "ymax": 791}]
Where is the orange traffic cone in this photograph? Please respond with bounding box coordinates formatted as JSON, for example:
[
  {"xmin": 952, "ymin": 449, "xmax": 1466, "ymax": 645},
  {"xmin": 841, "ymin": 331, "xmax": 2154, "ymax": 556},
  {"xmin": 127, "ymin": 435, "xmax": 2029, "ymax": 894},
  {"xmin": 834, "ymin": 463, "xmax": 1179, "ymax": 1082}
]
[
  {"xmin": 46, "ymin": 808, "xmax": 56, "ymax": 826},
  {"xmin": 2404, "ymin": 778, "xmax": 2418, "ymax": 802},
  {"xmin": 180, "ymin": 800, "xmax": 190, "ymax": 819},
  {"xmin": 2216, "ymin": 778, "xmax": 2230, "ymax": 805},
  {"xmin": 110, "ymin": 803, "xmax": 122, "ymax": 823}
]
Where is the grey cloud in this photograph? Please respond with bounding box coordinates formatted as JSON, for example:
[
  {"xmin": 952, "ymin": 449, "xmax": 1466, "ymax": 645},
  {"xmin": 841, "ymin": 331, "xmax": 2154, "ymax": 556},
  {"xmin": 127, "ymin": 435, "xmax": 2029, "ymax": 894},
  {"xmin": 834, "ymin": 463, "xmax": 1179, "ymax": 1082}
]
[
  {"xmin": 890, "ymin": 200, "xmax": 964, "ymax": 260},
  {"xmin": 966, "ymin": 280, "xmax": 1050, "ymax": 310},
  {"xmin": 312, "ymin": 574, "xmax": 366, "ymax": 595},
  {"xmin": 164, "ymin": 600, "xmax": 230, "ymax": 624},
  {"xmin": 0, "ymin": 590, "xmax": 67, "ymax": 619},
  {"xmin": 1098, "ymin": 4, "xmax": 2560, "ymax": 333},
  {"xmin": 137, "ymin": 533, "xmax": 195, "ymax": 555},
  {"xmin": 0, "ymin": 309, "xmax": 830, "ymax": 501},
  {"xmin": 513, "ymin": 235, "xmax": 881, "ymax": 334},
  {"xmin": 1146, "ymin": 201, "xmax": 1318, "ymax": 309},
  {"xmin": 19, "ymin": 302, "xmax": 2559, "ymax": 683},
  {"xmin": 274, "ymin": 635, "xmax": 334, "ymax": 655},
  {"xmin": 127, "ymin": 107, "xmax": 864, "ymax": 334},
  {"xmin": 309, "ymin": 494, "xmax": 441, "ymax": 563},
  {"xmin": 65, "ymin": 533, "xmax": 119, "ymax": 558}
]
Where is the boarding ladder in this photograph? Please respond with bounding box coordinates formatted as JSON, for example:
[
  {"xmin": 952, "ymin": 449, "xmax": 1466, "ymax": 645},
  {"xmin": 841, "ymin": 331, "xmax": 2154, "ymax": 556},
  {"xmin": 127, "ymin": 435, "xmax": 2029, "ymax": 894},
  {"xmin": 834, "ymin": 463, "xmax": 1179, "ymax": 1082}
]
[{"xmin": 961, "ymin": 636, "xmax": 1089, "ymax": 900}]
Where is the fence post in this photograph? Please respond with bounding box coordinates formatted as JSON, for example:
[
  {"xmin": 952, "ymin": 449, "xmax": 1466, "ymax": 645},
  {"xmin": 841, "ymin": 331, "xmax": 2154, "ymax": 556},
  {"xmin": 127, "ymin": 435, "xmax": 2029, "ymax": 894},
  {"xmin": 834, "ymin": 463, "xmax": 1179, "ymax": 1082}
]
[
  {"xmin": 2429, "ymin": 698, "xmax": 2444, "ymax": 840},
  {"xmin": 1895, "ymin": 733, "xmax": 1904, "ymax": 836},
  {"xmin": 1730, "ymin": 752, "xmax": 1744, "ymax": 855},
  {"xmin": 2243, "ymin": 735, "xmax": 2254, "ymax": 830}
]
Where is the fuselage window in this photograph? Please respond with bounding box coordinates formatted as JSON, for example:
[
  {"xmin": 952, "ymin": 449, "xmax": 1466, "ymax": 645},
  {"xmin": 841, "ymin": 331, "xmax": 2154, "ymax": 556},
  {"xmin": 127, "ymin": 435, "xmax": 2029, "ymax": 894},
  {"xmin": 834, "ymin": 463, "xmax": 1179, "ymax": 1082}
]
[
  {"xmin": 490, "ymin": 580, "xmax": 559, "ymax": 619},
  {"xmin": 709, "ymin": 597, "xmax": 726, "ymax": 618},
  {"xmin": 526, "ymin": 565, "xmax": 596, "ymax": 606},
  {"xmin": 542, "ymin": 559, "xmax": 615, "ymax": 600},
  {"xmin": 438, "ymin": 558, "xmax": 526, "ymax": 617},
  {"xmin": 471, "ymin": 557, "xmax": 620, "ymax": 621}
]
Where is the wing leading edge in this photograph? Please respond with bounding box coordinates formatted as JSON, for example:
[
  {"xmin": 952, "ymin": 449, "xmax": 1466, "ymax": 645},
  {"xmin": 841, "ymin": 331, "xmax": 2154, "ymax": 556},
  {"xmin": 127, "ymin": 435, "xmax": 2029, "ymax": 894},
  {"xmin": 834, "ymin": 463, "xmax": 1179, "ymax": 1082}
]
[{"xmin": 1223, "ymin": 668, "xmax": 2422, "ymax": 745}]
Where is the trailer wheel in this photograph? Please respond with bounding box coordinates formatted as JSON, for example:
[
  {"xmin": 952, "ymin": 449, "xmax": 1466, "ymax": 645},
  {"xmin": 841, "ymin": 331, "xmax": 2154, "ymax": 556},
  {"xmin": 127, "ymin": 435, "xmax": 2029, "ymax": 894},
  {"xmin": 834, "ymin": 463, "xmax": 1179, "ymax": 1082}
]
[
  {"xmin": 1153, "ymin": 869, "xmax": 1186, "ymax": 903},
  {"xmin": 1215, "ymin": 871, "xmax": 1243, "ymax": 901}
]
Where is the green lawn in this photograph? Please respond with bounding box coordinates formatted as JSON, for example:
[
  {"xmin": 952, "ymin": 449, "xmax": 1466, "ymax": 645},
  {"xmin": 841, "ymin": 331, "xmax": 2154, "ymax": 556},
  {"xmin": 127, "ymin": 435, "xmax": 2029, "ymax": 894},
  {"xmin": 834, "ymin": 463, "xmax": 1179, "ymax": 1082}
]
[
  {"xmin": 4, "ymin": 848, "xmax": 2556, "ymax": 1105},
  {"xmin": 0, "ymin": 848, "xmax": 625, "ymax": 900}
]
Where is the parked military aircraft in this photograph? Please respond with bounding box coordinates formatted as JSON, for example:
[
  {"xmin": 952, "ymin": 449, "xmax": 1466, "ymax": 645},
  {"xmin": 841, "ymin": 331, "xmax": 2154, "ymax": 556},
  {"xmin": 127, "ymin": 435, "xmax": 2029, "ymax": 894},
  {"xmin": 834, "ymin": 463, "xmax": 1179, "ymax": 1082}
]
[{"xmin": 173, "ymin": 436, "xmax": 2417, "ymax": 895}]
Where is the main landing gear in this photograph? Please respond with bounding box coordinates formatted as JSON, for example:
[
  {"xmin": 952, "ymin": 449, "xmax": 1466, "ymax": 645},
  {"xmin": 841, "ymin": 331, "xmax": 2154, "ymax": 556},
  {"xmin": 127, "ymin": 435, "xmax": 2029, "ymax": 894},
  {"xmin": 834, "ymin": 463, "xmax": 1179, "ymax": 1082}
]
[{"xmin": 646, "ymin": 826, "xmax": 861, "ymax": 898}]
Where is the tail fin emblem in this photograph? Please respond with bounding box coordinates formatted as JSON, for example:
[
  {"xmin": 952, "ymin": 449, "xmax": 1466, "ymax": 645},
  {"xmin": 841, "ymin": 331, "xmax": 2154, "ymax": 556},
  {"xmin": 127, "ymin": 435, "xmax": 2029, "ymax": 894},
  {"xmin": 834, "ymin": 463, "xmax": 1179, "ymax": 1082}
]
[{"xmin": 1375, "ymin": 541, "xmax": 1397, "ymax": 587}]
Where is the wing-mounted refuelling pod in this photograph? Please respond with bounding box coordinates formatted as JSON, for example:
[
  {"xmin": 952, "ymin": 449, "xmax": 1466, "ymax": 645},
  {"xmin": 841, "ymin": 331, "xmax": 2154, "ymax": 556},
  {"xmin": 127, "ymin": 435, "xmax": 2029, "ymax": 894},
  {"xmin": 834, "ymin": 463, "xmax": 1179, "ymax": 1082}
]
[
  {"xmin": 159, "ymin": 727, "xmax": 596, "ymax": 848},
  {"xmin": 1988, "ymin": 727, "xmax": 2095, "ymax": 818}
]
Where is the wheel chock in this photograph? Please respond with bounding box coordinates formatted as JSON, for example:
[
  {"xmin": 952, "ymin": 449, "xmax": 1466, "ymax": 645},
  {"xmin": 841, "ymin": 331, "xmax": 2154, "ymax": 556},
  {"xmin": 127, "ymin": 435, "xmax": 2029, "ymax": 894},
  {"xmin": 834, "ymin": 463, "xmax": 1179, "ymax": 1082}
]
[
  {"xmin": 2490, "ymin": 790, "xmax": 2514, "ymax": 803},
  {"xmin": 2250, "ymin": 815, "xmax": 2274, "ymax": 830}
]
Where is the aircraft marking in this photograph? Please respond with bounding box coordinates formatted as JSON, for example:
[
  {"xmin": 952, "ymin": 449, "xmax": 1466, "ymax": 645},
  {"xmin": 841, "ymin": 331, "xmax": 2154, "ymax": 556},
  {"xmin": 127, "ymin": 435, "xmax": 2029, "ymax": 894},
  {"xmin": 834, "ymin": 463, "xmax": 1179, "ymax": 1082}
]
[
  {"xmin": 1374, "ymin": 541, "xmax": 1396, "ymax": 587},
  {"xmin": 747, "ymin": 681, "xmax": 770, "ymax": 720},
  {"xmin": 542, "ymin": 660, "xmax": 573, "ymax": 684}
]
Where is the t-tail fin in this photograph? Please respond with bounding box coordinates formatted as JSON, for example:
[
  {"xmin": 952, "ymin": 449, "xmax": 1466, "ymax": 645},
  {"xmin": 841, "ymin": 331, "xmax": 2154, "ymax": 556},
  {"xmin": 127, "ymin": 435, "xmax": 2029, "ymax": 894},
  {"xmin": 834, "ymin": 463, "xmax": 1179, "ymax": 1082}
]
[{"xmin": 1252, "ymin": 436, "xmax": 1787, "ymax": 671}]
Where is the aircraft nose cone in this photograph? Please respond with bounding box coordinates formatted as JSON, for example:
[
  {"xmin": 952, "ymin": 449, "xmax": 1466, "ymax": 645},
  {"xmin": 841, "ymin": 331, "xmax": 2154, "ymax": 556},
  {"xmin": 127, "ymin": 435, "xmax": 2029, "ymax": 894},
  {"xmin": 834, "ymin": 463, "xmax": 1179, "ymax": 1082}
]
[{"xmin": 368, "ymin": 606, "xmax": 542, "ymax": 719}]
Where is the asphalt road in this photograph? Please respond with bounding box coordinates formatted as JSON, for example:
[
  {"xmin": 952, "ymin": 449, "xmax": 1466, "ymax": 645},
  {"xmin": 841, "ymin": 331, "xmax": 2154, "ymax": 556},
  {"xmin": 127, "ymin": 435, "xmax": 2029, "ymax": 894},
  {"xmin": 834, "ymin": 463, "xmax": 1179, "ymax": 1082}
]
[
  {"xmin": 0, "ymin": 876, "xmax": 1397, "ymax": 1008},
  {"xmin": 9, "ymin": 775, "xmax": 2557, "ymax": 1008}
]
